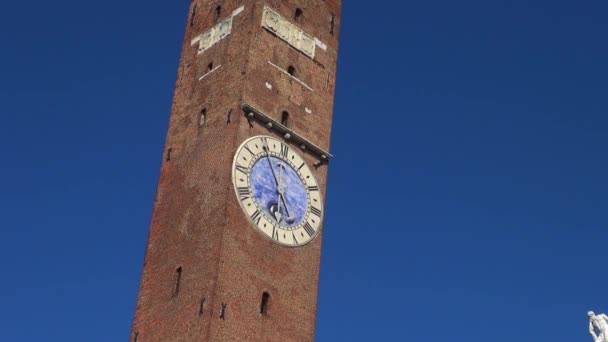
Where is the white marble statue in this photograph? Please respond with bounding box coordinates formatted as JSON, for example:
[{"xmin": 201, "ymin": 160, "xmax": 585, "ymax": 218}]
[{"xmin": 589, "ymin": 311, "xmax": 608, "ymax": 342}]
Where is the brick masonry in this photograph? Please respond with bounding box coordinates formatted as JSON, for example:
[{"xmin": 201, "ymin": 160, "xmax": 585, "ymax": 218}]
[{"xmin": 131, "ymin": 0, "xmax": 342, "ymax": 340}]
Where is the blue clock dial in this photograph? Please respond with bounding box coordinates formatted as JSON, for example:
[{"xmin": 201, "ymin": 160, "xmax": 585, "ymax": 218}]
[{"xmin": 232, "ymin": 135, "xmax": 323, "ymax": 247}]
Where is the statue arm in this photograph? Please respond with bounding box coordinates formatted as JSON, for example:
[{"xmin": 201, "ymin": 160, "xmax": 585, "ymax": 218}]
[{"xmin": 590, "ymin": 322, "xmax": 599, "ymax": 340}]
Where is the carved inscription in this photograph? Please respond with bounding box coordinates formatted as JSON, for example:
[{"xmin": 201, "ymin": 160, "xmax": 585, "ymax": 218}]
[{"xmin": 261, "ymin": 6, "xmax": 317, "ymax": 59}]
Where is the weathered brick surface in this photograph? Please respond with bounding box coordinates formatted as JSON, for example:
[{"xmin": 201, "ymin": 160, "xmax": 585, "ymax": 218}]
[{"xmin": 131, "ymin": 1, "xmax": 342, "ymax": 341}]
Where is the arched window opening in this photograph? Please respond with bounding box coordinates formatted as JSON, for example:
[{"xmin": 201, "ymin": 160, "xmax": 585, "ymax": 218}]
[
  {"xmin": 260, "ymin": 292, "xmax": 270, "ymax": 315},
  {"xmin": 208, "ymin": 62, "xmax": 214, "ymax": 72},
  {"xmin": 173, "ymin": 267, "xmax": 182, "ymax": 297},
  {"xmin": 295, "ymin": 8, "xmax": 303, "ymax": 22},
  {"xmin": 287, "ymin": 65, "xmax": 296, "ymax": 77},
  {"xmin": 281, "ymin": 111, "xmax": 289, "ymax": 126}
]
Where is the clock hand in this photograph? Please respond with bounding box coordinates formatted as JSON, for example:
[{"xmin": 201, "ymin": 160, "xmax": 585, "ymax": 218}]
[
  {"xmin": 279, "ymin": 193, "xmax": 295, "ymax": 222},
  {"xmin": 275, "ymin": 165, "xmax": 285, "ymax": 223},
  {"xmin": 261, "ymin": 139, "xmax": 280, "ymax": 189},
  {"xmin": 274, "ymin": 201, "xmax": 283, "ymax": 223},
  {"xmin": 261, "ymin": 139, "xmax": 286, "ymax": 224},
  {"xmin": 261, "ymin": 141, "xmax": 296, "ymax": 224},
  {"xmin": 277, "ymin": 162, "xmax": 285, "ymax": 193},
  {"xmin": 277, "ymin": 163, "xmax": 295, "ymax": 222}
]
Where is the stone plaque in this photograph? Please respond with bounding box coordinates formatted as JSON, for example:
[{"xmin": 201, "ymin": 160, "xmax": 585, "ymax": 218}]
[
  {"xmin": 262, "ymin": 6, "xmax": 316, "ymax": 59},
  {"xmin": 191, "ymin": 6, "xmax": 245, "ymax": 55}
]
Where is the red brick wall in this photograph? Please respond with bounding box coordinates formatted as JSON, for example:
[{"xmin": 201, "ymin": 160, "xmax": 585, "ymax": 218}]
[{"xmin": 131, "ymin": 1, "xmax": 342, "ymax": 340}]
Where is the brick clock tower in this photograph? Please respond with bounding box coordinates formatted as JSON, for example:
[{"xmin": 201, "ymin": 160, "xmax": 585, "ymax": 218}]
[{"xmin": 131, "ymin": 0, "xmax": 341, "ymax": 341}]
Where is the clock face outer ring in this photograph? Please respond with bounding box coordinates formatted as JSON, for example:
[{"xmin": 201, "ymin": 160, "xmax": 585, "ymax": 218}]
[{"xmin": 231, "ymin": 135, "xmax": 324, "ymax": 247}]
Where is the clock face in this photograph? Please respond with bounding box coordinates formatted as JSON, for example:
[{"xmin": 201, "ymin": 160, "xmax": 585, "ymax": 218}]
[{"xmin": 232, "ymin": 135, "xmax": 323, "ymax": 247}]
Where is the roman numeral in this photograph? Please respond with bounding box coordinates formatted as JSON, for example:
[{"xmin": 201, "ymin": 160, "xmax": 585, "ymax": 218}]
[
  {"xmin": 261, "ymin": 137, "xmax": 269, "ymax": 151},
  {"xmin": 280, "ymin": 143, "xmax": 289, "ymax": 159},
  {"xmin": 298, "ymin": 162, "xmax": 305, "ymax": 171},
  {"xmin": 235, "ymin": 164, "xmax": 248, "ymax": 175},
  {"xmin": 272, "ymin": 226, "xmax": 279, "ymax": 241},
  {"xmin": 307, "ymin": 185, "xmax": 319, "ymax": 192},
  {"xmin": 303, "ymin": 222, "xmax": 315, "ymax": 237},
  {"xmin": 237, "ymin": 187, "xmax": 250, "ymax": 201},
  {"xmin": 244, "ymin": 145, "xmax": 255, "ymax": 156},
  {"xmin": 292, "ymin": 232, "xmax": 299, "ymax": 245},
  {"xmin": 251, "ymin": 210, "xmax": 262, "ymax": 225},
  {"xmin": 310, "ymin": 206, "xmax": 322, "ymax": 217}
]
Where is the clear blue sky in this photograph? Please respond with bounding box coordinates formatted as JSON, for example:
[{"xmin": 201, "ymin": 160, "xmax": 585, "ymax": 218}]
[{"xmin": 1, "ymin": 0, "xmax": 606, "ymax": 341}]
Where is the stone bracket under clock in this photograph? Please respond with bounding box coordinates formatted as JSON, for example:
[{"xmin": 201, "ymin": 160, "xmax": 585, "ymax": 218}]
[{"xmin": 241, "ymin": 103, "xmax": 333, "ymax": 163}]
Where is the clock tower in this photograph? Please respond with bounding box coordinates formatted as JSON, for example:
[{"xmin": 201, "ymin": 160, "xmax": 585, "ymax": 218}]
[{"xmin": 131, "ymin": 0, "xmax": 342, "ymax": 341}]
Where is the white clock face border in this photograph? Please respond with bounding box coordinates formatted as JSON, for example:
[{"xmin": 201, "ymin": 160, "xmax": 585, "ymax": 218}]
[{"xmin": 231, "ymin": 135, "xmax": 323, "ymax": 247}]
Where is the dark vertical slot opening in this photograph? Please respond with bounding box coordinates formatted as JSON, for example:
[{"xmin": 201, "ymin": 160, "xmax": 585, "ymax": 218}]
[
  {"xmin": 260, "ymin": 292, "xmax": 270, "ymax": 315},
  {"xmin": 166, "ymin": 148, "xmax": 172, "ymax": 161},
  {"xmin": 208, "ymin": 62, "xmax": 214, "ymax": 72},
  {"xmin": 281, "ymin": 111, "xmax": 289, "ymax": 126},
  {"xmin": 330, "ymin": 14, "xmax": 335, "ymax": 34},
  {"xmin": 133, "ymin": 331, "xmax": 139, "ymax": 342},
  {"xmin": 190, "ymin": 4, "xmax": 197, "ymax": 27},
  {"xmin": 215, "ymin": 5, "xmax": 222, "ymax": 21},
  {"xmin": 200, "ymin": 108, "xmax": 207, "ymax": 127},
  {"xmin": 199, "ymin": 297, "xmax": 206, "ymax": 316},
  {"xmin": 226, "ymin": 109, "xmax": 232, "ymax": 124},
  {"xmin": 295, "ymin": 8, "xmax": 303, "ymax": 22},
  {"xmin": 287, "ymin": 65, "xmax": 296, "ymax": 77},
  {"xmin": 220, "ymin": 303, "xmax": 226, "ymax": 320},
  {"xmin": 173, "ymin": 267, "xmax": 182, "ymax": 297}
]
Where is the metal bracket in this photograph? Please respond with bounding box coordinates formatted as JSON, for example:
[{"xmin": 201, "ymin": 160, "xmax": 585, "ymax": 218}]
[{"xmin": 241, "ymin": 103, "xmax": 333, "ymax": 163}]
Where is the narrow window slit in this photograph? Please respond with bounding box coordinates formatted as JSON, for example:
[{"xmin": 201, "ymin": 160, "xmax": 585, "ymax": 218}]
[
  {"xmin": 173, "ymin": 267, "xmax": 182, "ymax": 297},
  {"xmin": 166, "ymin": 148, "xmax": 172, "ymax": 161},
  {"xmin": 215, "ymin": 5, "xmax": 222, "ymax": 20},
  {"xmin": 190, "ymin": 4, "xmax": 197, "ymax": 27},
  {"xmin": 287, "ymin": 65, "xmax": 296, "ymax": 77},
  {"xmin": 133, "ymin": 331, "xmax": 139, "ymax": 342},
  {"xmin": 220, "ymin": 303, "xmax": 226, "ymax": 320},
  {"xmin": 200, "ymin": 108, "xmax": 207, "ymax": 127},
  {"xmin": 226, "ymin": 109, "xmax": 233, "ymax": 124},
  {"xmin": 199, "ymin": 297, "xmax": 206, "ymax": 316},
  {"xmin": 208, "ymin": 62, "xmax": 214, "ymax": 72},
  {"xmin": 281, "ymin": 111, "xmax": 289, "ymax": 126},
  {"xmin": 330, "ymin": 14, "xmax": 335, "ymax": 34},
  {"xmin": 260, "ymin": 292, "xmax": 270, "ymax": 315}
]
